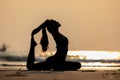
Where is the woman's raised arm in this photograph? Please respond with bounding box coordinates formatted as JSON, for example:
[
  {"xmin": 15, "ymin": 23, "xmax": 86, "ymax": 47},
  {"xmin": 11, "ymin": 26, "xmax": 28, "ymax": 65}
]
[{"xmin": 31, "ymin": 19, "xmax": 49, "ymax": 36}]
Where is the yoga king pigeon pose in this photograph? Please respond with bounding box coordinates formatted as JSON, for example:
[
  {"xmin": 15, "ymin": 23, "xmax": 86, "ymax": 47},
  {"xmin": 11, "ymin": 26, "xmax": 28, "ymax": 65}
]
[{"xmin": 26, "ymin": 19, "xmax": 81, "ymax": 71}]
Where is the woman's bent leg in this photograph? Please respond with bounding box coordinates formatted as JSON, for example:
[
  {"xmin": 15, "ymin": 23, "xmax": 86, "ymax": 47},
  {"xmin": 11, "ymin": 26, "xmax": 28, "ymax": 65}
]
[
  {"xmin": 26, "ymin": 37, "xmax": 37, "ymax": 70},
  {"xmin": 26, "ymin": 48, "xmax": 36, "ymax": 70}
]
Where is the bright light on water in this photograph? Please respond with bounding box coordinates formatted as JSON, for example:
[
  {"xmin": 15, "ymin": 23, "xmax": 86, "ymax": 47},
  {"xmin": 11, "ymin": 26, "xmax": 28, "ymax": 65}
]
[{"xmin": 68, "ymin": 51, "xmax": 120, "ymax": 60}]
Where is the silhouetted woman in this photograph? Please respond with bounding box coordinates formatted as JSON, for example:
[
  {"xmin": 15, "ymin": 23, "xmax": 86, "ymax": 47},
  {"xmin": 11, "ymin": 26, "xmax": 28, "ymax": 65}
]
[{"xmin": 26, "ymin": 19, "xmax": 81, "ymax": 71}]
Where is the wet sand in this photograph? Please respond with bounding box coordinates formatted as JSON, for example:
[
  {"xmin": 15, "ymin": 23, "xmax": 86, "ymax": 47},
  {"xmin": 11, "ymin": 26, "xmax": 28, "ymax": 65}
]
[{"xmin": 0, "ymin": 69, "xmax": 120, "ymax": 80}]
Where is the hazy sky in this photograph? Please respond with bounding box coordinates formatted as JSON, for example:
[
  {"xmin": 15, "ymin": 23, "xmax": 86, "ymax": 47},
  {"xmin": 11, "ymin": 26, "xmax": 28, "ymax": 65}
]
[{"xmin": 0, "ymin": 0, "xmax": 120, "ymax": 52}]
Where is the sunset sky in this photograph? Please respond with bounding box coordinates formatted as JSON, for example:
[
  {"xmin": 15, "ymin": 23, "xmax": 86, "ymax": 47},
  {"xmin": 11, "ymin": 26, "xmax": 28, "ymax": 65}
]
[{"xmin": 0, "ymin": 0, "xmax": 120, "ymax": 52}]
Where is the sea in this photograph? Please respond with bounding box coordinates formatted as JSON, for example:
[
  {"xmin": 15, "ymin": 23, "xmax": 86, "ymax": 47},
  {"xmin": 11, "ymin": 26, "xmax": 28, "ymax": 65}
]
[{"xmin": 0, "ymin": 51, "xmax": 120, "ymax": 71}]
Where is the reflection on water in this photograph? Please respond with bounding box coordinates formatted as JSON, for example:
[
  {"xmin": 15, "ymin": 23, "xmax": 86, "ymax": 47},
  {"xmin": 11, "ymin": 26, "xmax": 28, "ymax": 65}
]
[
  {"xmin": 0, "ymin": 61, "xmax": 26, "ymax": 70},
  {"xmin": 81, "ymin": 62, "xmax": 120, "ymax": 70}
]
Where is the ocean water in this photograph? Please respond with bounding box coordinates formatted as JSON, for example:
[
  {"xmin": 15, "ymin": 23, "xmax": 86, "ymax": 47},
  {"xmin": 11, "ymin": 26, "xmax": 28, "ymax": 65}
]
[{"xmin": 0, "ymin": 51, "xmax": 120, "ymax": 70}]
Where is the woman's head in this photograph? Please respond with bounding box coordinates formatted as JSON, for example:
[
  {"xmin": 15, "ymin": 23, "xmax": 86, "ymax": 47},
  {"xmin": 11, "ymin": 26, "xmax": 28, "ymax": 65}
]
[
  {"xmin": 46, "ymin": 20, "xmax": 61, "ymax": 34},
  {"xmin": 49, "ymin": 20, "xmax": 61, "ymax": 27}
]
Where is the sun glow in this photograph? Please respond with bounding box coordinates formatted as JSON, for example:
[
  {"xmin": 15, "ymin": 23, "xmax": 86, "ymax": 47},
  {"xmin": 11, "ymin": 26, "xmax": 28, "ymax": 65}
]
[{"xmin": 68, "ymin": 51, "xmax": 120, "ymax": 60}]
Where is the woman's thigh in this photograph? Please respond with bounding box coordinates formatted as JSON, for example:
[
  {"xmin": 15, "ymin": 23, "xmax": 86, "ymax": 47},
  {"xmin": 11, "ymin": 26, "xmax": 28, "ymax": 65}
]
[{"xmin": 53, "ymin": 61, "xmax": 81, "ymax": 71}]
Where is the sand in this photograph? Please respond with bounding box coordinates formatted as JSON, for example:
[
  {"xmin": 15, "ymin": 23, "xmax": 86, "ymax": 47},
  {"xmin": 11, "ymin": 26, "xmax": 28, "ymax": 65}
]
[{"xmin": 0, "ymin": 69, "xmax": 120, "ymax": 80}]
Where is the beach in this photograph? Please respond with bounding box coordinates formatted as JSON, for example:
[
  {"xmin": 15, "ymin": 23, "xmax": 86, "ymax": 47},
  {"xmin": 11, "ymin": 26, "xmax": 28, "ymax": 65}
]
[{"xmin": 0, "ymin": 69, "xmax": 120, "ymax": 80}]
